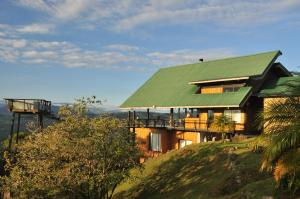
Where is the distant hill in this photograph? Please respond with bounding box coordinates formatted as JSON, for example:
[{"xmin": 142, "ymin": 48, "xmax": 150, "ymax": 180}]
[
  {"xmin": 115, "ymin": 138, "xmax": 293, "ymax": 199},
  {"xmin": 0, "ymin": 101, "xmax": 167, "ymax": 141}
]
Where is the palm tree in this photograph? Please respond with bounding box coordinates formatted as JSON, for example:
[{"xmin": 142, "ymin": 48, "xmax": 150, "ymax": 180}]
[
  {"xmin": 212, "ymin": 114, "xmax": 235, "ymax": 142},
  {"xmin": 260, "ymin": 79, "xmax": 300, "ymax": 192}
]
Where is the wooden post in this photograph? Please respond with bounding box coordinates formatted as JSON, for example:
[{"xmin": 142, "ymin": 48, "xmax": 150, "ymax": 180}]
[
  {"xmin": 16, "ymin": 113, "xmax": 21, "ymax": 144},
  {"xmin": 146, "ymin": 108, "xmax": 150, "ymax": 127},
  {"xmin": 133, "ymin": 111, "xmax": 136, "ymax": 142},
  {"xmin": 191, "ymin": 108, "xmax": 194, "ymax": 117},
  {"xmin": 37, "ymin": 113, "xmax": 43, "ymax": 130},
  {"xmin": 184, "ymin": 108, "xmax": 187, "ymax": 117},
  {"xmin": 170, "ymin": 108, "xmax": 174, "ymax": 127},
  {"xmin": 128, "ymin": 111, "xmax": 131, "ymax": 127},
  {"xmin": 9, "ymin": 112, "xmax": 16, "ymax": 150}
]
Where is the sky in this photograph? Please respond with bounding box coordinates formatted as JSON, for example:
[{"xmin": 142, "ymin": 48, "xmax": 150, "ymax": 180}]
[{"xmin": 0, "ymin": 0, "xmax": 300, "ymax": 107}]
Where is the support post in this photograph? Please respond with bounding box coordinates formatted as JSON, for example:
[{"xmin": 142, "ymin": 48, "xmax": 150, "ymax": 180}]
[
  {"xmin": 146, "ymin": 108, "xmax": 150, "ymax": 127},
  {"xmin": 16, "ymin": 113, "xmax": 21, "ymax": 144},
  {"xmin": 9, "ymin": 112, "xmax": 16, "ymax": 150},
  {"xmin": 133, "ymin": 111, "xmax": 136, "ymax": 143},
  {"xmin": 170, "ymin": 108, "xmax": 174, "ymax": 127},
  {"xmin": 184, "ymin": 108, "xmax": 187, "ymax": 117},
  {"xmin": 128, "ymin": 111, "xmax": 131, "ymax": 127}
]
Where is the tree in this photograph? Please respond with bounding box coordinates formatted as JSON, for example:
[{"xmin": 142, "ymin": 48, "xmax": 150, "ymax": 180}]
[
  {"xmin": 211, "ymin": 114, "xmax": 235, "ymax": 142},
  {"xmin": 2, "ymin": 98, "xmax": 141, "ymax": 198},
  {"xmin": 260, "ymin": 79, "xmax": 300, "ymax": 193}
]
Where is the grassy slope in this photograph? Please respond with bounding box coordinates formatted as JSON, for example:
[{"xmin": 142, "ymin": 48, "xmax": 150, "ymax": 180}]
[{"xmin": 115, "ymin": 139, "xmax": 292, "ymax": 199}]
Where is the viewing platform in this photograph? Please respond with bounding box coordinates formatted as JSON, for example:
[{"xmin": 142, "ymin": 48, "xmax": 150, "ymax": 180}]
[{"xmin": 4, "ymin": 98, "xmax": 51, "ymax": 114}]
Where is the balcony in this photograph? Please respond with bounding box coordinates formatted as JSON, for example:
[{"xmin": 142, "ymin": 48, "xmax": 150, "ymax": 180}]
[
  {"xmin": 4, "ymin": 98, "xmax": 52, "ymax": 114},
  {"xmin": 128, "ymin": 117, "xmax": 240, "ymax": 133}
]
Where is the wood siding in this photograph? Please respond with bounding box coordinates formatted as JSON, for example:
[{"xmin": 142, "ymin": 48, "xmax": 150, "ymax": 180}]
[{"xmin": 201, "ymin": 86, "xmax": 223, "ymax": 94}]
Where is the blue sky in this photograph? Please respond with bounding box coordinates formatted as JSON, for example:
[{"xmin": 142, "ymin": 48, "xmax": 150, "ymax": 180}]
[{"xmin": 0, "ymin": 0, "xmax": 300, "ymax": 106}]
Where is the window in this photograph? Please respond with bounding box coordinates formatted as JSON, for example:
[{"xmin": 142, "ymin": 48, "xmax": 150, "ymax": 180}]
[
  {"xmin": 179, "ymin": 140, "xmax": 192, "ymax": 148},
  {"xmin": 208, "ymin": 110, "xmax": 214, "ymax": 121},
  {"xmin": 150, "ymin": 132, "xmax": 161, "ymax": 151},
  {"xmin": 224, "ymin": 110, "xmax": 241, "ymax": 123},
  {"xmin": 223, "ymin": 87, "xmax": 240, "ymax": 92}
]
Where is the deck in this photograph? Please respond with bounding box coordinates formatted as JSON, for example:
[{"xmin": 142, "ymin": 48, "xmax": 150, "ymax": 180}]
[
  {"xmin": 128, "ymin": 118, "xmax": 239, "ymax": 133},
  {"xmin": 4, "ymin": 98, "xmax": 51, "ymax": 114}
]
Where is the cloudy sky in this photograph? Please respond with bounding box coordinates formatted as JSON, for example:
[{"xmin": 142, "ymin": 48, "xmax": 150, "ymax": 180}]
[{"xmin": 1, "ymin": 0, "xmax": 300, "ymax": 106}]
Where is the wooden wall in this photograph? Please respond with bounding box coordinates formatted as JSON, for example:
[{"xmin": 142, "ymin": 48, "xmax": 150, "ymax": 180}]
[{"xmin": 201, "ymin": 86, "xmax": 223, "ymax": 94}]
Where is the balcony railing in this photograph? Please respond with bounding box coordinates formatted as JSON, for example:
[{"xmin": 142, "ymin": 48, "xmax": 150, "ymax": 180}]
[
  {"xmin": 128, "ymin": 118, "xmax": 240, "ymax": 133},
  {"xmin": 5, "ymin": 98, "xmax": 52, "ymax": 114}
]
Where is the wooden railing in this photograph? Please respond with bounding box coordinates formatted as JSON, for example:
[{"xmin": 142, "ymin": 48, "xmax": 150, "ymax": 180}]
[
  {"xmin": 5, "ymin": 99, "xmax": 51, "ymax": 114},
  {"xmin": 128, "ymin": 118, "xmax": 240, "ymax": 133}
]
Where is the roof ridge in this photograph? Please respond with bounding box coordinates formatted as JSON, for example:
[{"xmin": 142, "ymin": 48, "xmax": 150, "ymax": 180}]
[{"xmin": 160, "ymin": 50, "xmax": 281, "ymax": 70}]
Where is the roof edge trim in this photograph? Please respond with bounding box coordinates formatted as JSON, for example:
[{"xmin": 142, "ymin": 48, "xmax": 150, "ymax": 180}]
[
  {"xmin": 120, "ymin": 105, "xmax": 240, "ymax": 110},
  {"xmin": 188, "ymin": 77, "xmax": 250, "ymax": 85}
]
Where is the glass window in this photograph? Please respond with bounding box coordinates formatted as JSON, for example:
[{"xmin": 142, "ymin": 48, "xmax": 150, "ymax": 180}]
[
  {"xmin": 224, "ymin": 87, "xmax": 240, "ymax": 92},
  {"xmin": 224, "ymin": 110, "xmax": 241, "ymax": 123},
  {"xmin": 150, "ymin": 132, "xmax": 161, "ymax": 151},
  {"xmin": 179, "ymin": 140, "xmax": 192, "ymax": 148},
  {"xmin": 208, "ymin": 110, "xmax": 214, "ymax": 121}
]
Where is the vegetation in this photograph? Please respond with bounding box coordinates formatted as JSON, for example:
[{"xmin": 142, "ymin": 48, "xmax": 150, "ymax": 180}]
[
  {"xmin": 115, "ymin": 138, "xmax": 294, "ymax": 199},
  {"xmin": 1, "ymin": 98, "xmax": 141, "ymax": 198},
  {"xmin": 259, "ymin": 85, "xmax": 300, "ymax": 193},
  {"xmin": 212, "ymin": 114, "xmax": 235, "ymax": 141}
]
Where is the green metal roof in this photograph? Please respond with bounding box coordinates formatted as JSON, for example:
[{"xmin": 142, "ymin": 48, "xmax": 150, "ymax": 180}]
[
  {"xmin": 258, "ymin": 76, "xmax": 300, "ymax": 97},
  {"xmin": 121, "ymin": 51, "xmax": 281, "ymax": 108}
]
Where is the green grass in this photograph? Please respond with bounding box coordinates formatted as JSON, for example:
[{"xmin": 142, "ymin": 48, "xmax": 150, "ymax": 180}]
[{"xmin": 114, "ymin": 138, "xmax": 294, "ymax": 199}]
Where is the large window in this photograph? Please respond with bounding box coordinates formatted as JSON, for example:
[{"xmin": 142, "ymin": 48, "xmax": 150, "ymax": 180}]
[
  {"xmin": 179, "ymin": 140, "xmax": 192, "ymax": 149},
  {"xmin": 223, "ymin": 87, "xmax": 240, "ymax": 92},
  {"xmin": 208, "ymin": 110, "xmax": 214, "ymax": 121},
  {"xmin": 150, "ymin": 132, "xmax": 161, "ymax": 152},
  {"xmin": 224, "ymin": 110, "xmax": 242, "ymax": 123}
]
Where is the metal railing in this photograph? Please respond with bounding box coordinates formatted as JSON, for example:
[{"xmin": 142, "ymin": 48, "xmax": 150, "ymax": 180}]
[
  {"xmin": 4, "ymin": 98, "xmax": 52, "ymax": 114},
  {"xmin": 128, "ymin": 118, "xmax": 240, "ymax": 133}
]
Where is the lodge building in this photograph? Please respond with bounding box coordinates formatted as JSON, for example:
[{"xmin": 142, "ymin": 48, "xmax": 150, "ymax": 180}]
[{"xmin": 120, "ymin": 50, "xmax": 300, "ymax": 159}]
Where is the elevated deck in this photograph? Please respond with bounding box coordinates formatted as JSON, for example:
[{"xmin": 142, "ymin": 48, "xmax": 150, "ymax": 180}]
[
  {"xmin": 128, "ymin": 118, "xmax": 241, "ymax": 133},
  {"xmin": 4, "ymin": 98, "xmax": 51, "ymax": 114}
]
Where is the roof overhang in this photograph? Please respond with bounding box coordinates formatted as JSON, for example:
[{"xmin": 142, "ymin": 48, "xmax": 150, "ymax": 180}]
[
  {"xmin": 120, "ymin": 105, "xmax": 240, "ymax": 110},
  {"xmin": 188, "ymin": 76, "xmax": 249, "ymax": 85}
]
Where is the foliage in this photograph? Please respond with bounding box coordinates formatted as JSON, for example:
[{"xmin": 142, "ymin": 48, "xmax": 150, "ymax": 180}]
[
  {"xmin": 115, "ymin": 138, "xmax": 293, "ymax": 199},
  {"xmin": 211, "ymin": 114, "xmax": 235, "ymax": 141},
  {"xmin": 259, "ymin": 80, "xmax": 300, "ymax": 194},
  {"xmin": 1, "ymin": 98, "xmax": 141, "ymax": 198}
]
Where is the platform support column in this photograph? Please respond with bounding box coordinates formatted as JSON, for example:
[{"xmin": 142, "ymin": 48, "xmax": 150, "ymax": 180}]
[
  {"xmin": 16, "ymin": 113, "xmax": 21, "ymax": 144},
  {"xmin": 9, "ymin": 113, "xmax": 16, "ymax": 150}
]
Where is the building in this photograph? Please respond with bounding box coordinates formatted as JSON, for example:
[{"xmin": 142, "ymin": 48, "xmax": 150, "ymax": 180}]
[{"xmin": 120, "ymin": 50, "xmax": 300, "ymax": 159}]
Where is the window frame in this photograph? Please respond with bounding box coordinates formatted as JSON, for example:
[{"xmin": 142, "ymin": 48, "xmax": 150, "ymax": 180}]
[
  {"xmin": 179, "ymin": 139, "xmax": 193, "ymax": 149},
  {"xmin": 150, "ymin": 132, "xmax": 162, "ymax": 152},
  {"xmin": 224, "ymin": 109, "xmax": 242, "ymax": 123}
]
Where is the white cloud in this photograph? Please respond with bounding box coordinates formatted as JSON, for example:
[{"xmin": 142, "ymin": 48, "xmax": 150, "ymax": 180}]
[
  {"xmin": 0, "ymin": 23, "xmax": 55, "ymax": 36},
  {"xmin": 147, "ymin": 48, "xmax": 236, "ymax": 67},
  {"xmin": 0, "ymin": 31, "xmax": 237, "ymax": 71},
  {"xmin": 15, "ymin": 0, "xmax": 300, "ymax": 32},
  {"xmin": 17, "ymin": 24, "xmax": 54, "ymax": 34},
  {"xmin": 16, "ymin": 0, "xmax": 99, "ymax": 21},
  {"xmin": 105, "ymin": 44, "xmax": 139, "ymax": 52},
  {"xmin": 0, "ymin": 38, "xmax": 27, "ymax": 48}
]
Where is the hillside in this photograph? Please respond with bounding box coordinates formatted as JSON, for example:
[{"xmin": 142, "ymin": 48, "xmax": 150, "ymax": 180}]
[{"xmin": 115, "ymin": 139, "xmax": 293, "ymax": 199}]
